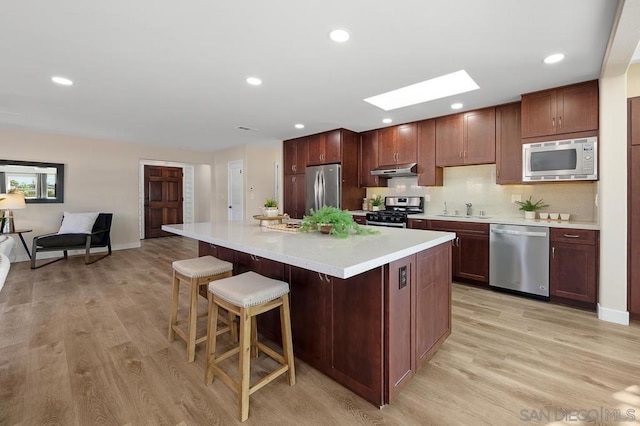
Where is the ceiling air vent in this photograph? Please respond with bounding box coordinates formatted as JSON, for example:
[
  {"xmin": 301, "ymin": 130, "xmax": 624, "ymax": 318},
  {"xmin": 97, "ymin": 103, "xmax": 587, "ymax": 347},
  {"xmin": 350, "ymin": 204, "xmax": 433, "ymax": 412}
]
[{"xmin": 236, "ymin": 126, "xmax": 254, "ymax": 131}]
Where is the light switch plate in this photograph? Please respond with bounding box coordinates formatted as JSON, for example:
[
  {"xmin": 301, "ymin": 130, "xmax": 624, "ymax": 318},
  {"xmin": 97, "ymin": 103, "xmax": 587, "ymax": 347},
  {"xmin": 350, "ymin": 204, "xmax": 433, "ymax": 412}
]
[
  {"xmin": 424, "ymin": 194, "xmax": 430, "ymax": 202},
  {"xmin": 511, "ymin": 194, "xmax": 522, "ymax": 203}
]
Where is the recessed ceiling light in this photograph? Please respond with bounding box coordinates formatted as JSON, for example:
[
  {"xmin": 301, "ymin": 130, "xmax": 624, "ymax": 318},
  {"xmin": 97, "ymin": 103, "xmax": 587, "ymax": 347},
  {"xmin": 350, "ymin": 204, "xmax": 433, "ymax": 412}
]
[
  {"xmin": 294, "ymin": 124, "xmax": 305, "ymax": 129},
  {"xmin": 329, "ymin": 29, "xmax": 350, "ymax": 43},
  {"xmin": 364, "ymin": 70, "xmax": 480, "ymax": 111},
  {"xmin": 246, "ymin": 77, "xmax": 262, "ymax": 86},
  {"xmin": 451, "ymin": 103, "xmax": 463, "ymax": 110},
  {"xmin": 382, "ymin": 118, "xmax": 393, "ymax": 124},
  {"xmin": 543, "ymin": 53, "xmax": 565, "ymax": 64},
  {"xmin": 51, "ymin": 76, "xmax": 73, "ymax": 86}
]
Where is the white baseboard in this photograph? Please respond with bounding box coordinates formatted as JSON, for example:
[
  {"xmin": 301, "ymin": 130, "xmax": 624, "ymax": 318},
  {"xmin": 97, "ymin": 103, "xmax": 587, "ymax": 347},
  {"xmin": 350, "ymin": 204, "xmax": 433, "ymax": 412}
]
[
  {"xmin": 12, "ymin": 241, "xmax": 142, "ymax": 264},
  {"xmin": 597, "ymin": 303, "xmax": 630, "ymax": 325}
]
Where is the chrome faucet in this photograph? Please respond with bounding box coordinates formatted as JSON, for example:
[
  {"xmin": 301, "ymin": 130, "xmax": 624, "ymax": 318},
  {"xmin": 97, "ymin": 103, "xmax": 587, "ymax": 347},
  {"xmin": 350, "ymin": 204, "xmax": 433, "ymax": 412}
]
[{"xmin": 466, "ymin": 203, "xmax": 472, "ymax": 216}]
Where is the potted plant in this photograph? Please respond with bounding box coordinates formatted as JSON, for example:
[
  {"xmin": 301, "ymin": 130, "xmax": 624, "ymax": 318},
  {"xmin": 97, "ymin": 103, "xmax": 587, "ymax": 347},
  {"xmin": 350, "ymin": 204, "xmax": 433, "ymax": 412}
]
[
  {"xmin": 300, "ymin": 206, "xmax": 379, "ymax": 239},
  {"xmin": 263, "ymin": 198, "xmax": 279, "ymax": 217},
  {"xmin": 515, "ymin": 196, "xmax": 549, "ymax": 219},
  {"xmin": 370, "ymin": 195, "xmax": 384, "ymax": 212}
]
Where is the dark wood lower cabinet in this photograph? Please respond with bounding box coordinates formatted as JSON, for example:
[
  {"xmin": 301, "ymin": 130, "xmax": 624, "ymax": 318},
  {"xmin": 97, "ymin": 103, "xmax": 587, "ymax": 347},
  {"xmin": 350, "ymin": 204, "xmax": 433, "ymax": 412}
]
[
  {"xmin": 197, "ymin": 242, "xmax": 452, "ymax": 406},
  {"xmin": 550, "ymin": 228, "xmax": 598, "ymax": 309}
]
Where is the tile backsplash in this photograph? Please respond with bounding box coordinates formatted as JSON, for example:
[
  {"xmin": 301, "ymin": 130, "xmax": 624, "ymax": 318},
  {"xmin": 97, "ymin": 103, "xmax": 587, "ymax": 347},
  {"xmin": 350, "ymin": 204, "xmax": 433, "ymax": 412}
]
[{"xmin": 365, "ymin": 164, "xmax": 597, "ymax": 222}]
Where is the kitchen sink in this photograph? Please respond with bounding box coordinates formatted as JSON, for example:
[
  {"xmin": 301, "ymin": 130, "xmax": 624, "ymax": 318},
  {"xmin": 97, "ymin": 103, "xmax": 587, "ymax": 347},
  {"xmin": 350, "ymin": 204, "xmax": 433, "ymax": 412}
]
[{"xmin": 434, "ymin": 214, "xmax": 493, "ymax": 220}]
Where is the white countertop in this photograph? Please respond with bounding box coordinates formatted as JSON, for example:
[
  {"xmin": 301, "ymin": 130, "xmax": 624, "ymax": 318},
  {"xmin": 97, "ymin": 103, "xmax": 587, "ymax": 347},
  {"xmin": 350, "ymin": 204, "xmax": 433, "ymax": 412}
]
[
  {"xmin": 350, "ymin": 211, "xmax": 599, "ymax": 230},
  {"xmin": 162, "ymin": 221, "xmax": 455, "ymax": 279}
]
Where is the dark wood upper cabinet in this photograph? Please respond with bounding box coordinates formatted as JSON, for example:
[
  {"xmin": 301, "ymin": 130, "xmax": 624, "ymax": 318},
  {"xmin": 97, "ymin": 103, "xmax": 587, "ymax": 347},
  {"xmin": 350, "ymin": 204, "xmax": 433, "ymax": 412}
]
[
  {"xmin": 283, "ymin": 138, "xmax": 307, "ymax": 175},
  {"xmin": 378, "ymin": 123, "xmax": 417, "ymax": 165},
  {"xmin": 521, "ymin": 80, "xmax": 598, "ymax": 139},
  {"xmin": 359, "ymin": 130, "xmax": 381, "ymax": 188},
  {"xmin": 495, "ymin": 102, "xmax": 523, "ymax": 184},
  {"xmin": 435, "ymin": 108, "xmax": 495, "ymax": 167},
  {"xmin": 416, "ymin": 119, "xmax": 443, "ymax": 186},
  {"xmin": 308, "ymin": 130, "xmax": 341, "ymax": 165}
]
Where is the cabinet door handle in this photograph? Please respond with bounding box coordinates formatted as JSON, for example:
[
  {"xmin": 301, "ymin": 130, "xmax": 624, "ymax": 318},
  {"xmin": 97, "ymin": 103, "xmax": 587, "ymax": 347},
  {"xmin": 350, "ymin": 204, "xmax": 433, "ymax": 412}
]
[
  {"xmin": 455, "ymin": 237, "xmax": 460, "ymax": 247},
  {"xmin": 552, "ymin": 247, "xmax": 555, "ymax": 258},
  {"xmin": 552, "ymin": 117, "xmax": 555, "ymax": 128},
  {"xmin": 563, "ymin": 234, "xmax": 581, "ymax": 238},
  {"xmin": 318, "ymin": 273, "xmax": 325, "ymax": 282},
  {"xmin": 293, "ymin": 165, "xmax": 296, "ymax": 172},
  {"xmin": 459, "ymin": 151, "xmax": 463, "ymax": 158},
  {"xmin": 559, "ymin": 116, "xmax": 562, "ymax": 128},
  {"xmin": 324, "ymin": 274, "xmax": 330, "ymax": 282},
  {"xmin": 464, "ymin": 150, "xmax": 467, "ymax": 158}
]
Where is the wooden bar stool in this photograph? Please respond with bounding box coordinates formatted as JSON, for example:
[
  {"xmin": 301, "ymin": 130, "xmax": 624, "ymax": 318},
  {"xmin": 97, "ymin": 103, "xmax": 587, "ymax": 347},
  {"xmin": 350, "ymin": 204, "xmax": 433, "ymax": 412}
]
[
  {"xmin": 205, "ymin": 271, "xmax": 295, "ymax": 422},
  {"xmin": 168, "ymin": 255, "xmax": 234, "ymax": 362}
]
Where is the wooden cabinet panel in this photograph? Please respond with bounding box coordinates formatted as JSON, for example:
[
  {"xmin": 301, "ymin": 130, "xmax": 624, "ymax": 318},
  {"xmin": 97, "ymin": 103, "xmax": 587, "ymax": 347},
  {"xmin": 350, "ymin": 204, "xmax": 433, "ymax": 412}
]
[
  {"xmin": 522, "ymin": 80, "xmax": 598, "ymax": 139},
  {"xmin": 496, "ymin": 102, "xmax": 523, "ymax": 184},
  {"xmin": 550, "ymin": 242, "xmax": 597, "ymax": 303},
  {"xmin": 378, "ymin": 123, "xmax": 417, "ymax": 165},
  {"xmin": 407, "ymin": 218, "xmax": 427, "ymax": 230},
  {"xmin": 385, "ymin": 255, "xmax": 414, "ymax": 402},
  {"xmin": 308, "ymin": 131, "xmax": 341, "ymax": 165},
  {"xmin": 359, "ymin": 130, "xmax": 380, "ymax": 187},
  {"xmin": 283, "ymin": 174, "xmax": 305, "ymax": 219},
  {"xmin": 378, "ymin": 127, "xmax": 397, "ymax": 165},
  {"xmin": 353, "ymin": 215, "xmax": 366, "ymax": 225},
  {"xmin": 427, "ymin": 220, "xmax": 489, "ymax": 284},
  {"xmin": 417, "ymin": 119, "xmax": 443, "ymax": 187},
  {"xmin": 629, "ymin": 97, "xmax": 640, "ymax": 146},
  {"xmin": 333, "ymin": 268, "xmax": 385, "ymax": 404},
  {"xmin": 415, "ymin": 243, "xmax": 451, "ymax": 365},
  {"xmin": 521, "ymin": 90, "xmax": 557, "ymax": 138},
  {"xmin": 550, "ymin": 228, "xmax": 598, "ymax": 307},
  {"xmin": 283, "ymin": 138, "xmax": 307, "ymax": 174},
  {"xmin": 456, "ymin": 234, "xmax": 490, "ymax": 283},
  {"xmin": 464, "ymin": 108, "xmax": 495, "ymax": 164},
  {"xmin": 289, "ymin": 267, "xmax": 331, "ymax": 371},
  {"xmin": 435, "ymin": 114, "xmax": 464, "ymax": 166},
  {"xmin": 557, "ymin": 81, "xmax": 599, "ymax": 134}
]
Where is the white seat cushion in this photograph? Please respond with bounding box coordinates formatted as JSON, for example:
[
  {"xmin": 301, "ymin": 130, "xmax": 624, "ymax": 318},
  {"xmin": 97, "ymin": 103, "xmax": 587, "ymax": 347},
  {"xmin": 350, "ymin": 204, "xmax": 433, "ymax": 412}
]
[
  {"xmin": 208, "ymin": 271, "xmax": 289, "ymax": 308},
  {"xmin": 172, "ymin": 255, "xmax": 233, "ymax": 278},
  {"xmin": 0, "ymin": 253, "xmax": 9, "ymax": 294}
]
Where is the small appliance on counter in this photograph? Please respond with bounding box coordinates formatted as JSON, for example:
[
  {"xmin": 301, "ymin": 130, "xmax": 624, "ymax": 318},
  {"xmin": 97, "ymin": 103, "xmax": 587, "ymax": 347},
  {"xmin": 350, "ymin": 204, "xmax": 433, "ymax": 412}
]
[{"xmin": 365, "ymin": 196, "xmax": 424, "ymax": 228}]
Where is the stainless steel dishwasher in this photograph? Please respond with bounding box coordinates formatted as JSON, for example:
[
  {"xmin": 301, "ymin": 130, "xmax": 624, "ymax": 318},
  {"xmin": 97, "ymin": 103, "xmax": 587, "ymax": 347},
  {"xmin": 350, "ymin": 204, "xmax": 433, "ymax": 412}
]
[{"xmin": 489, "ymin": 224, "xmax": 550, "ymax": 297}]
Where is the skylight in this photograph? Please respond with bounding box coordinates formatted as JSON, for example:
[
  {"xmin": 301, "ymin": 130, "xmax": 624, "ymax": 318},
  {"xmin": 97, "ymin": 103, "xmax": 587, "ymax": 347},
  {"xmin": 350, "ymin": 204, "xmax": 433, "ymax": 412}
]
[{"xmin": 363, "ymin": 70, "xmax": 479, "ymax": 111}]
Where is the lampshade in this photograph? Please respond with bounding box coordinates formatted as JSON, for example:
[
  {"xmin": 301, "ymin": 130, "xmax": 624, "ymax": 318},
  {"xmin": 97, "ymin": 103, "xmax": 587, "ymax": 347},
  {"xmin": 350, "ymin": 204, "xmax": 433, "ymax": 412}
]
[{"xmin": 0, "ymin": 192, "xmax": 26, "ymax": 210}]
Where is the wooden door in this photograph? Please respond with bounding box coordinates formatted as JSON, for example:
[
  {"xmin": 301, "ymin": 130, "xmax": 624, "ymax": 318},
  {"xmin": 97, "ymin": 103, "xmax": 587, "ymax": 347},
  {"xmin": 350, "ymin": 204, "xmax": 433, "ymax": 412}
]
[
  {"xmin": 464, "ymin": 108, "xmax": 495, "ymax": 164},
  {"xmin": 496, "ymin": 102, "xmax": 523, "ymax": 184},
  {"xmin": 395, "ymin": 123, "xmax": 417, "ymax": 164},
  {"xmin": 359, "ymin": 130, "xmax": 380, "ymax": 187},
  {"xmin": 456, "ymin": 234, "xmax": 489, "ymax": 283},
  {"xmin": 417, "ymin": 119, "xmax": 442, "ymax": 187},
  {"xmin": 557, "ymin": 81, "xmax": 598, "ymax": 134},
  {"xmin": 521, "ymin": 89, "xmax": 557, "ymax": 138},
  {"xmin": 144, "ymin": 165, "xmax": 183, "ymax": 238},
  {"xmin": 307, "ymin": 133, "xmax": 326, "ymax": 165},
  {"xmin": 550, "ymin": 242, "xmax": 597, "ymax": 303},
  {"xmin": 283, "ymin": 175, "xmax": 298, "ymax": 219},
  {"xmin": 283, "ymin": 139, "xmax": 298, "ymax": 174},
  {"xmin": 324, "ymin": 129, "xmax": 342, "ymax": 163},
  {"xmin": 435, "ymin": 114, "xmax": 464, "ymax": 166},
  {"xmin": 378, "ymin": 126, "xmax": 398, "ymax": 165}
]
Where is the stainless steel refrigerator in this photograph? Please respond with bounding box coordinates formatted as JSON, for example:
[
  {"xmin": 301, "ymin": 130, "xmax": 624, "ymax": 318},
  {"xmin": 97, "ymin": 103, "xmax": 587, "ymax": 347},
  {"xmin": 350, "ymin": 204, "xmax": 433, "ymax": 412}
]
[{"xmin": 305, "ymin": 164, "xmax": 341, "ymax": 215}]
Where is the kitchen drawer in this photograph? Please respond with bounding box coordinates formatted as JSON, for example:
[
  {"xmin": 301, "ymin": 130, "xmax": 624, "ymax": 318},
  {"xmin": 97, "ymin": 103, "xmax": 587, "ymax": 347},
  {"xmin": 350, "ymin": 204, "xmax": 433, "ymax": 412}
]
[
  {"xmin": 550, "ymin": 228, "xmax": 597, "ymax": 245},
  {"xmin": 408, "ymin": 218, "xmax": 427, "ymax": 229},
  {"xmin": 427, "ymin": 220, "xmax": 489, "ymax": 235}
]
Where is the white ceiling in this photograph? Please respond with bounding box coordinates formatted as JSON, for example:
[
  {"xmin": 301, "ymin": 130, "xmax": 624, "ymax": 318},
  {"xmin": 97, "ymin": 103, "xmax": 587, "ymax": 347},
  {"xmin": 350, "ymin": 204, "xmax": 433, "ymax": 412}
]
[{"xmin": 0, "ymin": 1, "xmax": 624, "ymax": 152}]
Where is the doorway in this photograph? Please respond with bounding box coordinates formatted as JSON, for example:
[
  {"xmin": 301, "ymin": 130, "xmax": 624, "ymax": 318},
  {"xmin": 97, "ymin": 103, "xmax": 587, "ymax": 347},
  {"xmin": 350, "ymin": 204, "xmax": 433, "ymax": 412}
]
[
  {"xmin": 144, "ymin": 165, "xmax": 183, "ymax": 238},
  {"xmin": 228, "ymin": 160, "xmax": 243, "ymax": 221}
]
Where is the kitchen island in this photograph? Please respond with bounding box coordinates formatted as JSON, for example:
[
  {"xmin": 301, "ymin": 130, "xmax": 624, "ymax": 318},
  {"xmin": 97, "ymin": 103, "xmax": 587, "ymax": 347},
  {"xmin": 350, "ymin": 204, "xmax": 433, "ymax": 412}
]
[{"xmin": 162, "ymin": 221, "xmax": 455, "ymax": 406}]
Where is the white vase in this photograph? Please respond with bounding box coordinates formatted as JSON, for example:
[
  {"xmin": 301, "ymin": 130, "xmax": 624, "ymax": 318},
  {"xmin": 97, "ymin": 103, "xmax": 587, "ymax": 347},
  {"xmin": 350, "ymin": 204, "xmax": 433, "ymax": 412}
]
[
  {"xmin": 524, "ymin": 211, "xmax": 536, "ymax": 219},
  {"xmin": 264, "ymin": 207, "xmax": 278, "ymax": 217},
  {"xmin": 371, "ymin": 206, "xmax": 380, "ymax": 211}
]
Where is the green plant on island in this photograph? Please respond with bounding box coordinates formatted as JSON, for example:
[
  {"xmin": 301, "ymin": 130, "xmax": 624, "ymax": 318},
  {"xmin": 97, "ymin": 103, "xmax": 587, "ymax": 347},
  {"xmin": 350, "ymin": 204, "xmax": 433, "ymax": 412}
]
[
  {"xmin": 515, "ymin": 196, "xmax": 549, "ymax": 212},
  {"xmin": 300, "ymin": 206, "xmax": 380, "ymax": 239},
  {"xmin": 371, "ymin": 195, "xmax": 384, "ymax": 207},
  {"xmin": 264, "ymin": 198, "xmax": 278, "ymax": 208}
]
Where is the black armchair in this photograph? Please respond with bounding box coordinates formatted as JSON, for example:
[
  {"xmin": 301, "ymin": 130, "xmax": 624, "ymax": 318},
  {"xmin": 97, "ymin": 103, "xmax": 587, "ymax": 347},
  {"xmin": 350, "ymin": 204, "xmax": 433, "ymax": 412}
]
[{"xmin": 31, "ymin": 213, "xmax": 113, "ymax": 269}]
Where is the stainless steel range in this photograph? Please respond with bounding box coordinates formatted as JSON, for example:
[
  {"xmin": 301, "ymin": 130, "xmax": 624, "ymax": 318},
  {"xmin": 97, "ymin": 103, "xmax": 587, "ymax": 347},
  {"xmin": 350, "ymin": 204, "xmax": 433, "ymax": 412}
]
[{"xmin": 365, "ymin": 196, "xmax": 424, "ymax": 228}]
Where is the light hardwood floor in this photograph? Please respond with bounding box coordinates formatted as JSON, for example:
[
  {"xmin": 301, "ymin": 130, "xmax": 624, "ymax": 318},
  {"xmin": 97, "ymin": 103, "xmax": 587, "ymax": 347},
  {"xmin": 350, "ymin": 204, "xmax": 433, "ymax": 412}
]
[{"xmin": 1, "ymin": 237, "xmax": 639, "ymax": 425}]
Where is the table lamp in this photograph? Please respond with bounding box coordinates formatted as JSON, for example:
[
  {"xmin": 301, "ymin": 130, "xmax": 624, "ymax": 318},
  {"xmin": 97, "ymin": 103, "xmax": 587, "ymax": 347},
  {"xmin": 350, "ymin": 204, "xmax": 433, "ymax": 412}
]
[{"xmin": 0, "ymin": 191, "xmax": 26, "ymax": 233}]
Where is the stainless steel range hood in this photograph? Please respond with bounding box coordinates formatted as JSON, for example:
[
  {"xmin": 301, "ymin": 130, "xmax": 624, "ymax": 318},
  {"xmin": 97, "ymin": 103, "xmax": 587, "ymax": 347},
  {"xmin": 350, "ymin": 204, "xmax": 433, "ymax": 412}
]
[{"xmin": 370, "ymin": 162, "xmax": 418, "ymax": 178}]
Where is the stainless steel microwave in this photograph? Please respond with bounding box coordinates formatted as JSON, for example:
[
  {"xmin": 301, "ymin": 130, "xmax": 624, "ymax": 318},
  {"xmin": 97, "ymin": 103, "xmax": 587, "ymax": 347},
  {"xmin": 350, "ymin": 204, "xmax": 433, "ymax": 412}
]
[{"xmin": 522, "ymin": 137, "xmax": 597, "ymax": 182}]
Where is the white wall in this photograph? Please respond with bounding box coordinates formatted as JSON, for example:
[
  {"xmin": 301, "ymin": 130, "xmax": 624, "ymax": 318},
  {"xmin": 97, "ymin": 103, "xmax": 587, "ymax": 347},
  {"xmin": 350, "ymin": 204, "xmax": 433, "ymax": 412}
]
[{"xmin": 0, "ymin": 126, "xmax": 213, "ymax": 261}]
